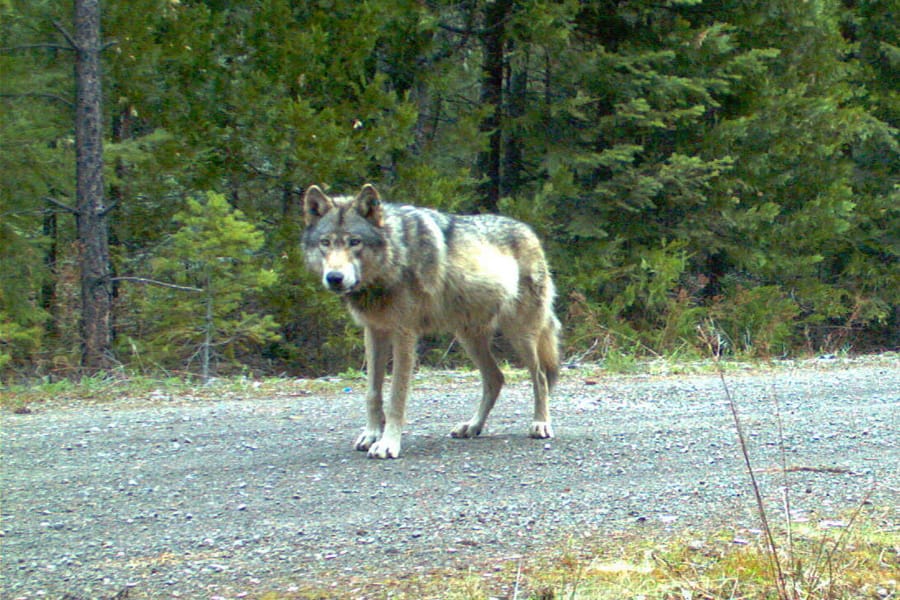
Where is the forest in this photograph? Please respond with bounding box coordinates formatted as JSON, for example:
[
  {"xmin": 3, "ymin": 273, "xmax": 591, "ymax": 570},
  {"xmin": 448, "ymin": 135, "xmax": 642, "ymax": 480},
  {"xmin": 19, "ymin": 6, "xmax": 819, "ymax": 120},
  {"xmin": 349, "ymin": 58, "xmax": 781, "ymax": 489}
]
[{"xmin": 1, "ymin": 0, "xmax": 897, "ymax": 381}]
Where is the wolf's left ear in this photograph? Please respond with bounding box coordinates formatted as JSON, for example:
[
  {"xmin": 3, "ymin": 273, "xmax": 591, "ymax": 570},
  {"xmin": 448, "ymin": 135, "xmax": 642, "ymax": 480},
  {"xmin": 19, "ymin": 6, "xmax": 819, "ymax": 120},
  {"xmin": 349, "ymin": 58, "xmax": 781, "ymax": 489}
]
[
  {"xmin": 303, "ymin": 185, "xmax": 334, "ymax": 226},
  {"xmin": 355, "ymin": 183, "xmax": 383, "ymax": 227}
]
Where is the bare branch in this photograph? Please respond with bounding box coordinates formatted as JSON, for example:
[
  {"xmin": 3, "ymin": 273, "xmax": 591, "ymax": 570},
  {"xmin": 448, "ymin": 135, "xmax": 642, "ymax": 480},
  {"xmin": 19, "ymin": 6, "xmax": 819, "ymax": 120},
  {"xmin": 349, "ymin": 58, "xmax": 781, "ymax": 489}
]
[
  {"xmin": 0, "ymin": 92, "xmax": 74, "ymax": 109},
  {"xmin": 244, "ymin": 161, "xmax": 280, "ymax": 179},
  {"xmin": 51, "ymin": 20, "xmax": 78, "ymax": 50},
  {"xmin": 43, "ymin": 196, "xmax": 80, "ymax": 215},
  {"xmin": 0, "ymin": 43, "xmax": 74, "ymax": 53},
  {"xmin": 110, "ymin": 276, "xmax": 204, "ymax": 293},
  {"xmin": 437, "ymin": 22, "xmax": 477, "ymax": 36},
  {"xmin": 98, "ymin": 200, "xmax": 119, "ymax": 217}
]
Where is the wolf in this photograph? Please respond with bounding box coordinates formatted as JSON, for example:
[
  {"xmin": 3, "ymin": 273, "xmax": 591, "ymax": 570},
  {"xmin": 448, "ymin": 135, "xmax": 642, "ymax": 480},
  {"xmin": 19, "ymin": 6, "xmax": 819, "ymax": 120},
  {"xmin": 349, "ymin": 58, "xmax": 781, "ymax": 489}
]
[{"xmin": 302, "ymin": 183, "xmax": 560, "ymax": 458}]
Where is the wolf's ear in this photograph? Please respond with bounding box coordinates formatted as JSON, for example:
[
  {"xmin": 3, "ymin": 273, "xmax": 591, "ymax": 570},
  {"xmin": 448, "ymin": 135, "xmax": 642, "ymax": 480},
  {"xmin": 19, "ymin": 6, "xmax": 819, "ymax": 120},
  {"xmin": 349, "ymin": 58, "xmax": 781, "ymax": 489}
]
[
  {"xmin": 355, "ymin": 183, "xmax": 383, "ymax": 227},
  {"xmin": 303, "ymin": 185, "xmax": 334, "ymax": 226}
]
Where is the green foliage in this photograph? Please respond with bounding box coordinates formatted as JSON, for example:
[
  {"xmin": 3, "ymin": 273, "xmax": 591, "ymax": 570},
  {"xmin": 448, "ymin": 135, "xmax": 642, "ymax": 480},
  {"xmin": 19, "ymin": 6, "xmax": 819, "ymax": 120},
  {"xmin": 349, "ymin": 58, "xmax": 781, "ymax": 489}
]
[
  {"xmin": 549, "ymin": 0, "xmax": 897, "ymax": 361},
  {"xmin": 0, "ymin": 198, "xmax": 50, "ymax": 375},
  {"xmin": 0, "ymin": 317, "xmax": 44, "ymax": 374},
  {"xmin": 260, "ymin": 251, "xmax": 364, "ymax": 377},
  {"xmin": 700, "ymin": 0, "xmax": 898, "ymax": 350},
  {"xmin": 120, "ymin": 192, "xmax": 279, "ymax": 378},
  {"xmin": 0, "ymin": 1, "xmax": 73, "ymax": 376},
  {"xmin": 563, "ymin": 240, "xmax": 708, "ymax": 361},
  {"xmin": 708, "ymin": 285, "xmax": 801, "ymax": 357}
]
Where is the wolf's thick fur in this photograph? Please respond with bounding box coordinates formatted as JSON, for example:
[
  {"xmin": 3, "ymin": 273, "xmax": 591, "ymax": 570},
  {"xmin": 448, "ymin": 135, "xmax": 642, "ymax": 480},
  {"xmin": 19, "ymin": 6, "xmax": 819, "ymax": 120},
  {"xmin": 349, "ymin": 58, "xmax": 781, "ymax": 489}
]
[{"xmin": 302, "ymin": 184, "xmax": 560, "ymax": 458}]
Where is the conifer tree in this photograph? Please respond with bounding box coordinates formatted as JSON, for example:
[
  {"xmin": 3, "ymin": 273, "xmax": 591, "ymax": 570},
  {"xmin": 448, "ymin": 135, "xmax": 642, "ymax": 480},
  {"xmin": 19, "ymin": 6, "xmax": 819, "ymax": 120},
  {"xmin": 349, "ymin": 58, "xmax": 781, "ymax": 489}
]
[
  {"xmin": 1, "ymin": 0, "xmax": 113, "ymax": 374},
  {"xmin": 707, "ymin": 0, "xmax": 898, "ymax": 350},
  {"xmin": 128, "ymin": 192, "xmax": 279, "ymax": 381}
]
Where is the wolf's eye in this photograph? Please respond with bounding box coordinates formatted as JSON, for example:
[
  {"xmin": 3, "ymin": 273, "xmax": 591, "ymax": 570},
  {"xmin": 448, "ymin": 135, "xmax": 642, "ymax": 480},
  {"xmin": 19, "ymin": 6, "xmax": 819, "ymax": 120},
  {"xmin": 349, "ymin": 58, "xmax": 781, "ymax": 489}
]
[
  {"xmin": 348, "ymin": 238, "xmax": 362, "ymax": 248},
  {"xmin": 319, "ymin": 238, "xmax": 331, "ymax": 248}
]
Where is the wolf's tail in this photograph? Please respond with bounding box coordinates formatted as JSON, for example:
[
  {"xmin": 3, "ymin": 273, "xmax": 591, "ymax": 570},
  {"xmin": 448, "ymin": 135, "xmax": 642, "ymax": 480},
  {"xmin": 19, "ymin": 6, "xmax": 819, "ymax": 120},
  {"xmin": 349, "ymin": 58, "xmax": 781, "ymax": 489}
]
[{"xmin": 539, "ymin": 314, "xmax": 561, "ymax": 392}]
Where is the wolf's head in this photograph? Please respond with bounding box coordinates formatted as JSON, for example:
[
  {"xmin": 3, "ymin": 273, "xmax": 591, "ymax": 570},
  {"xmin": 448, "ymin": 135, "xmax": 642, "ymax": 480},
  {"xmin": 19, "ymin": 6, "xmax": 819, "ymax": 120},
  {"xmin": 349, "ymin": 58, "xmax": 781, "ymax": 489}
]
[{"xmin": 301, "ymin": 184, "xmax": 387, "ymax": 294}]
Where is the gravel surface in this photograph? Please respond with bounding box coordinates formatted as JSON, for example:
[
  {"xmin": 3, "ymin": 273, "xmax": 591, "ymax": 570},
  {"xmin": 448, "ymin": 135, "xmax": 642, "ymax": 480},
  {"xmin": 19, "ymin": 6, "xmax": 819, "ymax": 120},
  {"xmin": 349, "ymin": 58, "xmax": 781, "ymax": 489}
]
[{"xmin": 2, "ymin": 356, "xmax": 898, "ymax": 599}]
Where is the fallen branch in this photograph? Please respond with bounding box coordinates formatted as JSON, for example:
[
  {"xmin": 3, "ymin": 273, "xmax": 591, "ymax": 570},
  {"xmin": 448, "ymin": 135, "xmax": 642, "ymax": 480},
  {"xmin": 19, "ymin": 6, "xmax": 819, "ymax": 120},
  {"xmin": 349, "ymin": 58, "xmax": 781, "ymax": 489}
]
[{"xmin": 763, "ymin": 465, "xmax": 856, "ymax": 475}]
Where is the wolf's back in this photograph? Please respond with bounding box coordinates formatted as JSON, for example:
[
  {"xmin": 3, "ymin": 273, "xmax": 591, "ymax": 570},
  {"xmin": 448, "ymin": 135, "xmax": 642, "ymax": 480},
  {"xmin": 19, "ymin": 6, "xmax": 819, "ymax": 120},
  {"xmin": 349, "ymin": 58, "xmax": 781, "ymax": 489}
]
[{"xmin": 379, "ymin": 203, "xmax": 553, "ymax": 303}]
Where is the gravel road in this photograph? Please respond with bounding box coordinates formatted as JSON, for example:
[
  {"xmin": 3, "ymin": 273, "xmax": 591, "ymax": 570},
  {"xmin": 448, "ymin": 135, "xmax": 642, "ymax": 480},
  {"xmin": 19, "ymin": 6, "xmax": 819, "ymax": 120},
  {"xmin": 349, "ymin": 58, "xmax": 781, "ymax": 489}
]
[{"xmin": 2, "ymin": 357, "xmax": 898, "ymax": 599}]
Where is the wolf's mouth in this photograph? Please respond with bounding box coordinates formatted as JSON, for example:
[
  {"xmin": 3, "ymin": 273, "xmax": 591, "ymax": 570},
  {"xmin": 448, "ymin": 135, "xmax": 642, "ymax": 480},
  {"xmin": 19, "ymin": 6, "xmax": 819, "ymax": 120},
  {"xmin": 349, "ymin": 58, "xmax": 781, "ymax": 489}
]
[
  {"xmin": 333, "ymin": 284, "xmax": 359, "ymax": 295},
  {"xmin": 326, "ymin": 281, "xmax": 360, "ymax": 295}
]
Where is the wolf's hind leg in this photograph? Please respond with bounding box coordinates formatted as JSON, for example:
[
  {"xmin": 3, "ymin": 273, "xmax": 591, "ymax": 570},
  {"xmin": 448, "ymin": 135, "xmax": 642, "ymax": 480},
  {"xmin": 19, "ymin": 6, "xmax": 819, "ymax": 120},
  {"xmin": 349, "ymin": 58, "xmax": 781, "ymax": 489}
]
[
  {"xmin": 356, "ymin": 327, "xmax": 389, "ymax": 451},
  {"xmin": 510, "ymin": 331, "xmax": 555, "ymax": 439},
  {"xmin": 452, "ymin": 332, "xmax": 504, "ymax": 438}
]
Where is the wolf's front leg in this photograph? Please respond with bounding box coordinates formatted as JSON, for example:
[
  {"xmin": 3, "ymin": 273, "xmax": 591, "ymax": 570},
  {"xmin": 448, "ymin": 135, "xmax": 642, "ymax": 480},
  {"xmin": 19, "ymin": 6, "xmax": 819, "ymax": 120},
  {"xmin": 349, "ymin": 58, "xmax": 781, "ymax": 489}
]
[
  {"xmin": 367, "ymin": 330, "xmax": 416, "ymax": 459},
  {"xmin": 356, "ymin": 327, "xmax": 390, "ymax": 451}
]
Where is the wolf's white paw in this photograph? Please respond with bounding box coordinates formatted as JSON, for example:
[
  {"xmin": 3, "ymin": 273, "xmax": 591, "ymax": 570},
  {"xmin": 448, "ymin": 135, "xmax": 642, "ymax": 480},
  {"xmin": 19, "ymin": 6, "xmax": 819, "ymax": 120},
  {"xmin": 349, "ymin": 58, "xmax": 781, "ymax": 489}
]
[
  {"xmin": 367, "ymin": 435, "xmax": 401, "ymax": 459},
  {"xmin": 530, "ymin": 421, "xmax": 554, "ymax": 439},
  {"xmin": 354, "ymin": 429, "xmax": 380, "ymax": 451},
  {"xmin": 450, "ymin": 420, "xmax": 483, "ymax": 439}
]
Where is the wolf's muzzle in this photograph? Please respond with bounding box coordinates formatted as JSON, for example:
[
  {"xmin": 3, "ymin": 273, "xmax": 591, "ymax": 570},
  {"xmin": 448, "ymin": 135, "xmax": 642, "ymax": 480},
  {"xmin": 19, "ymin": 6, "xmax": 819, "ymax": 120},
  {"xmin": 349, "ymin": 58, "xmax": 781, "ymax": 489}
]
[{"xmin": 325, "ymin": 271, "xmax": 346, "ymax": 292}]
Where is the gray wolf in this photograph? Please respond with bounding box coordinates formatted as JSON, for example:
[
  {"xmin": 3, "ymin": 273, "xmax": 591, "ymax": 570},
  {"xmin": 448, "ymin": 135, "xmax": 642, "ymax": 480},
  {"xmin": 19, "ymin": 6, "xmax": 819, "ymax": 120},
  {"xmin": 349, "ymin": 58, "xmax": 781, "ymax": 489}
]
[{"xmin": 302, "ymin": 183, "xmax": 560, "ymax": 458}]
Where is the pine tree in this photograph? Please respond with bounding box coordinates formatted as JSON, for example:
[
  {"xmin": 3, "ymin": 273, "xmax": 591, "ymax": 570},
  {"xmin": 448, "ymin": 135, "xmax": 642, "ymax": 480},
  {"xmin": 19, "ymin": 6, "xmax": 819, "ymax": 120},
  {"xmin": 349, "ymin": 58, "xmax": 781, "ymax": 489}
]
[
  {"xmin": 707, "ymin": 0, "xmax": 899, "ymax": 351},
  {"xmin": 1, "ymin": 0, "xmax": 77, "ymax": 374},
  {"xmin": 126, "ymin": 192, "xmax": 279, "ymax": 381}
]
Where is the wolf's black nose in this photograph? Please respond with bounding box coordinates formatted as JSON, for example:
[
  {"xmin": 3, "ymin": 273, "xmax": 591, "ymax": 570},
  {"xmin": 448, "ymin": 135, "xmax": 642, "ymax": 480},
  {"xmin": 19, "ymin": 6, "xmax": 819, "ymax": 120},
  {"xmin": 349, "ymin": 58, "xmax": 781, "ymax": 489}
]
[{"xmin": 325, "ymin": 272, "xmax": 344, "ymax": 289}]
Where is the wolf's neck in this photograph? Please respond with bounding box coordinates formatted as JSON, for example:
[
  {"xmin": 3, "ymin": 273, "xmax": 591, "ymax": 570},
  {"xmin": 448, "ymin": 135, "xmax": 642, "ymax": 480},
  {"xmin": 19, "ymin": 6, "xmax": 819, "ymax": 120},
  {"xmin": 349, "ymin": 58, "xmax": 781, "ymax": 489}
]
[{"xmin": 345, "ymin": 284, "xmax": 393, "ymax": 312}]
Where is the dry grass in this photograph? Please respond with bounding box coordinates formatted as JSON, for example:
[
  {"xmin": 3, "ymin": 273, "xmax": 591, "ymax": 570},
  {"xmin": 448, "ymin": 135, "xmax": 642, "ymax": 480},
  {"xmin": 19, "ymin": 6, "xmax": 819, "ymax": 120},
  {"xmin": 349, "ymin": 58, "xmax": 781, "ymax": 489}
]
[
  {"xmin": 260, "ymin": 512, "xmax": 897, "ymax": 599},
  {"xmin": 535, "ymin": 516, "xmax": 898, "ymax": 599}
]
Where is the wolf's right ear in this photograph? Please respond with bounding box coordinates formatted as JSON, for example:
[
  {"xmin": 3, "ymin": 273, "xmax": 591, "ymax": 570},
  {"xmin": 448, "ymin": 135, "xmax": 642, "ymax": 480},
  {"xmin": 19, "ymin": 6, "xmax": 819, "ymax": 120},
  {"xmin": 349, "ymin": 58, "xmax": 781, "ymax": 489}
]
[
  {"xmin": 303, "ymin": 185, "xmax": 334, "ymax": 226},
  {"xmin": 355, "ymin": 183, "xmax": 384, "ymax": 227}
]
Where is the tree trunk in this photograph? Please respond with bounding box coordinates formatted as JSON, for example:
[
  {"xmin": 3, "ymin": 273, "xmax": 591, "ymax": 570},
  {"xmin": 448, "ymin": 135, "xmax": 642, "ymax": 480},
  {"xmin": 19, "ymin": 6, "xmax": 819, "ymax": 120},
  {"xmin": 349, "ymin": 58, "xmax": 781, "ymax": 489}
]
[
  {"xmin": 201, "ymin": 280, "xmax": 214, "ymax": 384},
  {"xmin": 41, "ymin": 207, "xmax": 58, "ymax": 338},
  {"xmin": 475, "ymin": 0, "xmax": 513, "ymax": 213},
  {"xmin": 73, "ymin": 0, "xmax": 112, "ymax": 372},
  {"xmin": 502, "ymin": 64, "xmax": 527, "ymax": 197}
]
